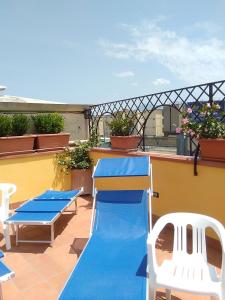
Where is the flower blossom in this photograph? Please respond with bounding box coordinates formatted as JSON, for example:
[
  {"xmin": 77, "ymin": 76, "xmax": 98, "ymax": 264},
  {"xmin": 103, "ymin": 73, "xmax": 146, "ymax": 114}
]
[
  {"xmin": 187, "ymin": 107, "xmax": 192, "ymax": 114},
  {"xmin": 176, "ymin": 127, "xmax": 182, "ymax": 134},
  {"xmin": 181, "ymin": 117, "xmax": 189, "ymax": 125}
]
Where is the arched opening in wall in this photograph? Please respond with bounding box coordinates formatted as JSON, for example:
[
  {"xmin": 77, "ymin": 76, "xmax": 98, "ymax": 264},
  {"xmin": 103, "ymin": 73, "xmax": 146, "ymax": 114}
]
[
  {"xmin": 143, "ymin": 104, "xmax": 191, "ymax": 155},
  {"xmin": 96, "ymin": 112, "xmax": 114, "ymax": 148}
]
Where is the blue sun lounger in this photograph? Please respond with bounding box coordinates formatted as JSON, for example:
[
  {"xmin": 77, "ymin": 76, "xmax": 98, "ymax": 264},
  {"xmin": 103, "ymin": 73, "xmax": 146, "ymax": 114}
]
[
  {"xmin": 5, "ymin": 189, "xmax": 82, "ymax": 248},
  {"xmin": 0, "ymin": 250, "xmax": 14, "ymax": 281},
  {"xmin": 0, "ymin": 250, "xmax": 14, "ymax": 298},
  {"xmin": 58, "ymin": 156, "xmax": 153, "ymax": 300}
]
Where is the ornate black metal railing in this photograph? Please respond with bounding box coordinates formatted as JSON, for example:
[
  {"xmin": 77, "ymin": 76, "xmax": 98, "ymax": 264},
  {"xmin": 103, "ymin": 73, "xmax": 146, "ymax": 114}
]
[{"xmin": 86, "ymin": 80, "xmax": 225, "ymax": 154}]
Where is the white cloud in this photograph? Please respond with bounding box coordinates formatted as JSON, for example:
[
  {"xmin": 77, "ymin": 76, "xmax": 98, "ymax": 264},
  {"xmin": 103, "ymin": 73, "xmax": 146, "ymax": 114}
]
[
  {"xmin": 100, "ymin": 22, "xmax": 225, "ymax": 84},
  {"xmin": 114, "ymin": 71, "xmax": 135, "ymax": 78},
  {"xmin": 153, "ymin": 78, "xmax": 170, "ymax": 86}
]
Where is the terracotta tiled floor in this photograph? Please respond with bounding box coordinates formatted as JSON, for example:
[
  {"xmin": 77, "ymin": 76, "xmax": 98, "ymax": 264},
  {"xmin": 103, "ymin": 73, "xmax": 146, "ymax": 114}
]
[{"xmin": 0, "ymin": 196, "xmax": 221, "ymax": 300}]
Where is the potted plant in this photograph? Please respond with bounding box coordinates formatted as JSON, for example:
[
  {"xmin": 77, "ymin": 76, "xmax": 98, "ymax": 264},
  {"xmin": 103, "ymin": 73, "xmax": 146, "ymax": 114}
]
[
  {"xmin": 57, "ymin": 142, "xmax": 93, "ymax": 194},
  {"xmin": 108, "ymin": 112, "xmax": 141, "ymax": 150},
  {"xmin": 176, "ymin": 102, "xmax": 225, "ymax": 162},
  {"xmin": 0, "ymin": 114, "xmax": 36, "ymax": 155},
  {"xmin": 32, "ymin": 112, "xmax": 70, "ymax": 151},
  {"xmin": 57, "ymin": 131, "xmax": 99, "ymax": 194}
]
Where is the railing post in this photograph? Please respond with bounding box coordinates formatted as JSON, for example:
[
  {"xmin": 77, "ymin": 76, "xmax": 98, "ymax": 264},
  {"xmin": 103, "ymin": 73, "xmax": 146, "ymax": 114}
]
[
  {"xmin": 142, "ymin": 136, "xmax": 145, "ymax": 151},
  {"xmin": 209, "ymin": 83, "xmax": 213, "ymax": 105},
  {"xmin": 84, "ymin": 108, "xmax": 92, "ymax": 138}
]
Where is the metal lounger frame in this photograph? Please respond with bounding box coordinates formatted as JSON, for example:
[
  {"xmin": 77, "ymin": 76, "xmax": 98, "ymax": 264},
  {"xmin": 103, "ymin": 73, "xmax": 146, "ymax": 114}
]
[{"xmin": 6, "ymin": 189, "xmax": 82, "ymax": 246}]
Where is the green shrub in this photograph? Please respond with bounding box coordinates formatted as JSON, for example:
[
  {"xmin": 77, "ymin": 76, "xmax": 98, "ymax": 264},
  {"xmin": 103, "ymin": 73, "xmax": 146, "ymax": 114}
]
[
  {"xmin": 108, "ymin": 112, "xmax": 135, "ymax": 136},
  {"xmin": 12, "ymin": 114, "xmax": 30, "ymax": 136},
  {"xmin": 56, "ymin": 133, "xmax": 99, "ymax": 172},
  {"xmin": 0, "ymin": 114, "xmax": 13, "ymax": 137},
  {"xmin": 57, "ymin": 142, "xmax": 92, "ymax": 172},
  {"xmin": 32, "ymin": 113, "xmax": 64, "ymax": 134}
]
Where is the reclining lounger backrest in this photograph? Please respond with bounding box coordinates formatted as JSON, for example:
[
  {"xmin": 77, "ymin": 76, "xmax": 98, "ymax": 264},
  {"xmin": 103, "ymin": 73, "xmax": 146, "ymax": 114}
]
[{"xmin": 58, "ymin": 156, "xmax": 151, "ymax": 300}]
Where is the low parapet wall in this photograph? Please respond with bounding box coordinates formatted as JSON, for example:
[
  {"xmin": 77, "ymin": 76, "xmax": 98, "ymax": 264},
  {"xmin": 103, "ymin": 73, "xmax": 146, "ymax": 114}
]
[
  {"xmin": 90, "ymin": 148, "xmax": 225, "ymax": 228},
  {"xmin": 0, "ymin": 151, "xmax": 71, "ymax": 206}
]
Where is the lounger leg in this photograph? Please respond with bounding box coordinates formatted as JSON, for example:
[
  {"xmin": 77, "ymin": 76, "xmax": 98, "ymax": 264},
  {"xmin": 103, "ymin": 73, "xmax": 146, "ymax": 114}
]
[
  {"xmin": 3, "ymin": 224, "xmax": 11, "ymax": 250},
  {"xmin": 50, "ymin": 224, "xmax": 54, "ymax": 246},
  {"xmin": 75, "ymin": 200, "xmax": 78, "ymax": 214},
  {"xmin": 16, "ymin": 225, "xmax": 19, "ymax": 246}
]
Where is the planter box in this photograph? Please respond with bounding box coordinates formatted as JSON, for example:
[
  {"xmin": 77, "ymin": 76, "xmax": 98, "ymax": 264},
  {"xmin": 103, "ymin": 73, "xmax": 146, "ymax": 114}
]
[
  {"xmin": 0, "ymin": 135, "xmax": 36, "ymax": 156},
  {"xmin": 71, "ymin": 169, "xmax": 93, "ymax": 195},
  {"xmin": 35, "ymin": 133, "xmax": 70, "ymax": 152},
  {"xmin": 199, "ymin": 138, "xmax": 225, "ymax": 162},
  {"xmin": 110, "ymin": 135, "xmax": 141, "ymax": 150}
]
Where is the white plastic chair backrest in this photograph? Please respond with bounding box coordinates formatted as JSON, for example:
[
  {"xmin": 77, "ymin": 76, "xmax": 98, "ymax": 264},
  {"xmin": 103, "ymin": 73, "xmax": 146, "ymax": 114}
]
[
  {"xmin": 154, "ymin": 213, "xmax": 225, "ymax": 262},
  {"xmin": 0, "ymin": 184, "xmax": 17, "ymax": 221}
]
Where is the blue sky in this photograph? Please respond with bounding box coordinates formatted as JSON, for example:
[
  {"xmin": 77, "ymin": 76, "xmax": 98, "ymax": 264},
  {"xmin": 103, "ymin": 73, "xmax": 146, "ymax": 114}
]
[{"xmin": 1, "ymin": 0, "xmax": 225, "ymax": 104}]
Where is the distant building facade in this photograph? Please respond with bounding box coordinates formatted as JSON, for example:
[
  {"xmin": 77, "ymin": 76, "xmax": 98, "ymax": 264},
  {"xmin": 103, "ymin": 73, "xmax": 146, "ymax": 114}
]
[
  {"xmin": 0, "ymin": 96, "xmax": 90, "ymax": 141},
  {"xmin": 98, "ymin": 109, "xmax": 164, "ymax": 138}
]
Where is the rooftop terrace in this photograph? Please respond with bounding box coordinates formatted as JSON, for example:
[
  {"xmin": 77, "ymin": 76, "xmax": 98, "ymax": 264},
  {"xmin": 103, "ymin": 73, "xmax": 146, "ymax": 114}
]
[
  {"xmin": 0, "ymin": 195, "xmax": 221, "ymax": 300},
  {"xmin": 0, "ymin": 79, "xmax": 225, "ymax": 299}
]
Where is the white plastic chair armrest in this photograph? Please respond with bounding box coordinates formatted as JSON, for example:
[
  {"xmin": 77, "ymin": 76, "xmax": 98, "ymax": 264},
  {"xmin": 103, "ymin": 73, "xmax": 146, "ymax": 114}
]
[
  {"xmin": 147, "ymin": 233, "xmax": 158, "ymax": 278},
  {"xmin": 147, "ymin": 216, "xmax": 173, "ymax": 276},
  {"xmin": 210, "ymin": 219, "xmax": 225, "ymax": 283},
  {"xmin": 219, "ymin": 238, "xmax": 225, "ymax": 283}
]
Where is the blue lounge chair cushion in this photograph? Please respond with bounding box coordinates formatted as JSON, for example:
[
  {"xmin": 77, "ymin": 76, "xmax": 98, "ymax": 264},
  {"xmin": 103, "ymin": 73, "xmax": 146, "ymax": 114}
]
[
  {"xmin": 6, "ymin": 189, "xmax": 80, "ymax": 225},
  {"xmin": 6, "ymin": 212, "xmax": 58, "ymax": 223},
  {"xmin": 34, "ymin": 190, "xmax": 80, "ymax": 200},
  {"xmin": 16, "ymin": 200, "xmax": 70, "ymax": 213},
  {"xmin": 59, "ymin": 190, "xmax": 148, "ymax": 300},
  {"xmin": 93, "ymin": 157, "xmax": 150, "ymax": 178},
  {"xmin": 0, "ymin": 260, "xmax": 14, "ymax": 281}
]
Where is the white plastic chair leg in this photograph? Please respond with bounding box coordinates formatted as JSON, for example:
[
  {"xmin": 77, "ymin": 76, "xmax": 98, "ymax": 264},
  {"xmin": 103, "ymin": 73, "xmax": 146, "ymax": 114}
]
[
  {"xmin": 149, "ymin": 285, "xmax": 156, "ymax": 300},
  {"xmin": 166, "ymin": 289, "xmax": 171, "ymax": 300},
  {"xmin": 10, "ymin": 224, "xmax": 15, "ymax": 236},
  {"xmin": 221, "ymin": 289, "xmax": 225, "ymax": 300},
  {"xmin": 3, "ymin": 224, "xmax": 11, "ymax": 250},
  {"xmin": 9, "ymin": 212, "xmax": 15, "ymax": 235}
]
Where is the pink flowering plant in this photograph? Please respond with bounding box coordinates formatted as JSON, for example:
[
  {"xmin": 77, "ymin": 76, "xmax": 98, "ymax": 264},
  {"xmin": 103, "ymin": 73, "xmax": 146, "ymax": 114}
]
[{"xmin": 176, "ymin": 102, "xmax": 225, "ymax": 139}]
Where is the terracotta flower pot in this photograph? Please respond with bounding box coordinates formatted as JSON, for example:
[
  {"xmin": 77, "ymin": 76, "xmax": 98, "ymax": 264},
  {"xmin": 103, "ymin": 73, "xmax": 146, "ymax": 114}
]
[
  {"xmin": 35, "ymin": 133, "xmax": 70, "ymax": 152},
  {"xmin": 71, "ymin": 169, "xmax": 93, "ymax": 195},
  {"xmin": 0, "ymin": 135, "xmax": 36, "ymax": 156},
  {"xmin": 110, "ymin": 135, "xmax": 141, "ymax": 150},
  {"xmin": 199, "ymin": 138, "xmax": 225, "ymax": 162}
]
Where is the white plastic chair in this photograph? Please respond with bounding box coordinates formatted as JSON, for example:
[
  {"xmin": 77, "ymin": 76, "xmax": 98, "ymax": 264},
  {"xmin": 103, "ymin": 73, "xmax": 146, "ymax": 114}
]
[
  {"xmin": 0, "ymin": 184, "xmax": 17, "ymax": 250},
  {"xmin": 147, "ymin": 213, "xmax": 225, "ymax": 300}
]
